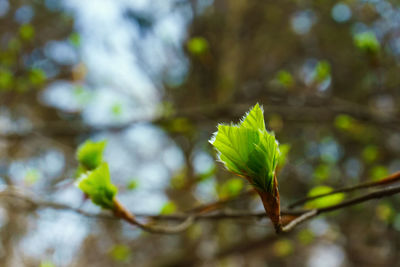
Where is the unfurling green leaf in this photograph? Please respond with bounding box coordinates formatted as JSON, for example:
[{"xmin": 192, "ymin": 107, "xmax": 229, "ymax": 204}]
[
  {"xmin": 69, "ymin": 32, "xmax": 81, "ymax": 47},
  {"xmin": 126, "ymin": 178, "xmax": 139, "ymax": 190},
  {"xmin": 334, "ymin": 114, "xmax": 353, "ymax": 130},
  {"xmin": 160, "ymin": 201, "xmax": 177, "ymax": 215},
  {"xmin": 76, "ymin": 139, "xmax": 107, "ymax": 171},
  {"xmin": 109, "ymin": 244, "xmax": 131, "ymax": 262},
  {"xmin": 276, "ymin": 70, "xmax": 294, "ymax": 88},
  {"xmin": 19, "ymin": 24, "xmax": 35, "ymax": 41},
  {"xmin": 219, "ymin": 178, "xmax": 244, "ymax": 198},
  {"xmin": 210, "ymin": 103, "xmax": 281, "ymax": 193},
  {"xmin": 0, "ymin": 69, "xmax": 13, "ymax": 91},
  {"xmin": 306, "ymin": 185, "xmax": 344, "ymax": 209},
  {"xmin": 362, "ymin": 145, "xmax": 379, "ymax": 163},
  {"xmin": 314, "ymin": 60, "xmax": 331, "ymax": 82},
  {"xmin": 29, "ymin": 68, "xmax": 46, "ymax": 86},
  {"xmin": 24, "ymin": 168, "xmax": 41, "ymax": 185},
  {"xmin": 40, "ymin": 260, "xmax": 56, "ymax": 267},
  {"xmin": 273, "ymin": 239, "xmax": 294, "ymax": 257},
  {"xmin": 187, "ymin": 37, "xmax": 209, "ymax": 55},
  {"xmin": 75, "ymin": 163, "xmax": 118, "ymax": 209},
  {"xmin": 376, "ymin": 204, "xmax": 393, "ymax": 222},
  {"xmin": 354, "ymin": 32, "xmax": 380, "ymax": 53},
  {"xmin": 111, "ymin": 103, "xmax": 123, "ymax": 116},
  {"xmin": 370, "ymin": 165, "xmax": 388, "ymax": 181}
]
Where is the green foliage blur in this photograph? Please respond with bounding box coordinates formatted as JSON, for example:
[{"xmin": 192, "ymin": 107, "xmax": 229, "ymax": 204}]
[{"xmin": 2, "ymin": 0, "xmax": 400, "ymax": 266}]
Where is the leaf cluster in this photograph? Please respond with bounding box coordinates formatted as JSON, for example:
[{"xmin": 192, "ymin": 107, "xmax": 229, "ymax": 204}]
[
  {"xmin": 210, "ymin": 104, "xmax": 281, "ymax": 193},
  {"xmin": 76, "ymin": 139, "xmax": 107, "ymax": 173},
  {"xmin": 75, "ymin": 140, "xmax": 118, "ymax": 209},
  {"xmin": 75, "ymin": 162, "xmax": 118, "ymax": 209}
]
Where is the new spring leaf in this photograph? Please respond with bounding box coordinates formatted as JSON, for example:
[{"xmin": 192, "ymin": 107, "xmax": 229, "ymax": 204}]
[
  {"xmin": 210, "ymin": 104, "xmax": 280, "ymax": 193},
  {"xmin": 75, "ymin": 162, "xmax": 118, "ymax": 209},
  {"xmin": 76, "ymin": 139, "xmax": 107, "ymax": 171}
]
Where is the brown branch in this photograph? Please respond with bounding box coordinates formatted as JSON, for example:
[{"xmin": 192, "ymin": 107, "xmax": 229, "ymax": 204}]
[
  {"xmin": 288, "ymin": 170, "xmax": 400, "ymax": 209},
  {"xmin": 281, "ymin": 209, "xmax": 317, "ymax": 232},
  {"xmin": 112, "ymin": 198, "xmax": 195, "ymax": 234},
  {"xmin": 316, "ymin": 184, "xmax": 400, "ymax": 213},
  {"xmin": 2, "ymin": 183, "xmax": 400, "ymax": 234},
  {"xmin": 186, "ymin": 189, "xmax": 255, "ymax": 214},
  {"xmin": 0, "ymin": 186, "xmax": 302, "ymax": 220}
]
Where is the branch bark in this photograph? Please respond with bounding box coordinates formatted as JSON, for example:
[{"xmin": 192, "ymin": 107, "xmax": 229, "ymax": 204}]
[{"xmin": 2, "ymin": 182, "xmax": 400, "ymax": 234}]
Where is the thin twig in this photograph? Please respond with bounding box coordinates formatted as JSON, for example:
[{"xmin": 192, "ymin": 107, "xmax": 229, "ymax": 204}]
[
  {"xmin": 186, "ymin": 189, "xmax": 255, "ymax": 214},
  {"xmin": 112, "ymin": 198, "xmax": 196, "ymax": 234},
  {"xmin": 288, "ymin": 171, "xmax": 400, "ymax": 209},
  {"xmin": 281, "ymin": 209, "xmax": 317, "ymax": 232},
  {"xmin": 280, "ymin": 184, "xmax": 400, "ymax": 231},
  {"xmin": 316, "ymin": 184, "xmax": 400, "ymax": 213},
  {"xmin": 2, "ymin": 183, "xmax": 400, "ymax": 234},
  {"xmin": 0, "ymin": 187, "xmax": 301, "ymax": 220},
  {"xmin": 136, "ymin": 216, "xmax": 195, "ymax": 234}
]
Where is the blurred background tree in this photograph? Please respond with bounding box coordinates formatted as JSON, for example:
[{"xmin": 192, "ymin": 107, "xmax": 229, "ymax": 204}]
[{"xmin": 1, "ymin": 0, "xmax": 400, "ymax": 266}]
